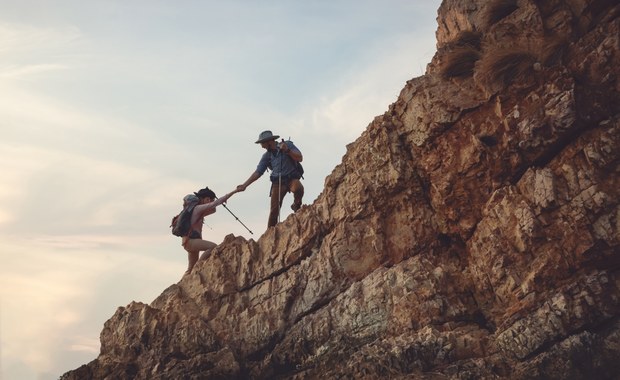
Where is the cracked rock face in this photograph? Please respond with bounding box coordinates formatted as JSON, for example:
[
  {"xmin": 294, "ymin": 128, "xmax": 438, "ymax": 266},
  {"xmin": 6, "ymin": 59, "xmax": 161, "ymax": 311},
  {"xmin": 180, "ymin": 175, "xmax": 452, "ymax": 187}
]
[{"xmin": 62, "ymin": 0, "xmax": 619, "ymax": 379}]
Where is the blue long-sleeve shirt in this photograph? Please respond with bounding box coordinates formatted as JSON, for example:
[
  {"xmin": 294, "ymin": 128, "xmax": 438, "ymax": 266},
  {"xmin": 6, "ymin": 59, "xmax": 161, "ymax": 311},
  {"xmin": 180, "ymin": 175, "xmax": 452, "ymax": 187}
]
[{"xmin": 256, "ymin": 140, "xmax": 302, "ymax": 182}]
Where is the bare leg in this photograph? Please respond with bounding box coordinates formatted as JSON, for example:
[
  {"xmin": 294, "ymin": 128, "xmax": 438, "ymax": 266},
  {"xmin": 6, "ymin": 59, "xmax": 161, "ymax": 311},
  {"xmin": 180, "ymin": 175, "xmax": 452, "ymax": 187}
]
[
  {"xmin": 184, "ymin": 239, "xmax": 218, "ymax": 274},
  {"xmin": 186, "ymin": 251, "xmax": 199, "ymax": 274}
]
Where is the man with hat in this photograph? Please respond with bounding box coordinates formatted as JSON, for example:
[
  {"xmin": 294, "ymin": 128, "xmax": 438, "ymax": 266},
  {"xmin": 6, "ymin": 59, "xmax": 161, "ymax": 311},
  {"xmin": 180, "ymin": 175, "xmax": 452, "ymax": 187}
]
[
  {"xmin": 181, "ymin": 186, "xmax": 240, "ymax": 274},
  {"xmin": 237, "ymin": 130, "xmax": 304, "ymax": 228}
]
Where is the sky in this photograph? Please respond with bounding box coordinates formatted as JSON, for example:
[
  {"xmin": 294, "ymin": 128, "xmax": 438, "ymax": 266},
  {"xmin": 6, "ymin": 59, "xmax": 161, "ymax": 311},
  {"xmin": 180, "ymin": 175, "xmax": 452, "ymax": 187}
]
[{"xmin": 0, "ymin": 1, "xmax": 441, "ymax": 379}]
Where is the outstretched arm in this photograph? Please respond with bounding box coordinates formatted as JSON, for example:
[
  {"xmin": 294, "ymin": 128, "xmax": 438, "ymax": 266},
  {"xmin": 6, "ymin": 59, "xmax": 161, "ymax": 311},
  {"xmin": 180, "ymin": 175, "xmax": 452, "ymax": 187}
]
[
  {"xmin": 195, "ymin": 189, "xmax": 239, "ymax": 216},
  {"xmin": 211, "ymin": 188, "xmax": 238, "ymax": 207},
  {"xmin": 237, "ymin": 171, "xmax": 261, "ymax": 191}
]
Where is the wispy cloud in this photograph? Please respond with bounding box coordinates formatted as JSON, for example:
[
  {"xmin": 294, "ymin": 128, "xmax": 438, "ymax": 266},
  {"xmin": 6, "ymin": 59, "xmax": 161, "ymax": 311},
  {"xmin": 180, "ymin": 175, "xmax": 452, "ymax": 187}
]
[
  {"xmin": 0, "ymin": 2, "xmax": 441, "ymax": 379},
  {"xmin": 0, "ymin": 239, "xmax": 183, "ymax": 376},
  {"xmin": 0, "ymin": 63, "xmax": 69, "ymax": 79},
  {"xmin": 0, "ymin": 22, "xmax": 81, "ymax": 53},
  {"xmin": 295, "ymin": 31, "xmax": 436, "ymax": 142},
  {"xmin": 0, "ymin": 133, "xmax": 171, "ymax": 233},
  {"xmin": 68, "ymin": 336, "xmax": 100, "ymax": 354}
]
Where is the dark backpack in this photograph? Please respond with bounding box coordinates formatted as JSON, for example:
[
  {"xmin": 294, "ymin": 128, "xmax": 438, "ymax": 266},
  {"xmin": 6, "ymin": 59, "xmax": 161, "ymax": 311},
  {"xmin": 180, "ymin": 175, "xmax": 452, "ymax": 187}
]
[
  {"xmin": 273, "ymin": 139, "xmax": 304, "ymax": 179},
  {"xmin": 293, "ymin": 161, "xmax": 304, "ymax": 180},
  {"xmin": 170, "ymin": 204, "xmax": 197, "ymax": 237},
  {"xmin": 268, "ymin": 159, "xmax": 305, "ymax": 180}
]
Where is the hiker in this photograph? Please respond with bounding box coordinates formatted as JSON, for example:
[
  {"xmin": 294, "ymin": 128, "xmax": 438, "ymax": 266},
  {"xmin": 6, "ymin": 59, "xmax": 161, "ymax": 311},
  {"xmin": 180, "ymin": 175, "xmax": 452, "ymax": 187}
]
[
  {"xmin": 237, "ymin": 130, "xmax": 304, "ymax": 228},
  {"xmin": 181, "ymin": 186, "xmax": 240, "ymax": 274}
]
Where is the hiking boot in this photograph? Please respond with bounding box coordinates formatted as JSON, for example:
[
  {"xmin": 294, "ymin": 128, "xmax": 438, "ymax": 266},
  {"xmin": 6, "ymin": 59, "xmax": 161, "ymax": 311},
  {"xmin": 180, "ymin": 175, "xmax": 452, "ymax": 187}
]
[{"xmin": 291, "ymin": 201, "xmax": 302, "ymax": 212}]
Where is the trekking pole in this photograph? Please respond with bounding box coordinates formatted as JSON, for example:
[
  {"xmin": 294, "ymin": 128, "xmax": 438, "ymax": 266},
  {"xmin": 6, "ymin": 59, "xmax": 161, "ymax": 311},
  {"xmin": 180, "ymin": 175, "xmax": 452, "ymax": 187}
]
[
  {"xmin": 217, "ymin": 199, "xmax": 253, "ymax": 235},
  {"xmin": 278, "ymin": 143, "xmax": 283, "ymax": 223}
]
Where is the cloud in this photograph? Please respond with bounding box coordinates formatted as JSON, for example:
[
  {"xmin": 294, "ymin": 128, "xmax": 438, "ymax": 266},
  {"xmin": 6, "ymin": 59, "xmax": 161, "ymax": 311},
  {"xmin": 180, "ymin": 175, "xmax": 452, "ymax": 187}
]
[
  {"xmin": 0, "ymin": 76, "xmax": 204, "ymax": 236},
  {"xmin": 0, "ymin": 22, "xmax": 81, "ymax": 54},
  {"xmin": 68, "ymin": 336, "xmax": 100, "ymax": 354},
  {"xmin": 0, "ymin": 237, "xmax": 183, "ymax": 378},
  {"xmin": 0, "ymin": 2, "xmax": 442, "ymax": 379},
  {"xmin": 302, "ymin": 30, "xmax": 437, "ymax": 142},
  {"xmin": 0, "ymin": 82, "xmax": 106, "ymax": 143},
  {"xmin": 0, "ymin": 142, "xmax": 177, "ymax": 233},
  {"xmin": 0, "ymin": 256, "xmax": 98, "ymax": 372},
  {"xmin": 30, "ymin": 234, "xmax": 137, "ymax": 250},
  {"xmin": 0, "ymin": 63, "xmax": 69, "ymax": 79}
]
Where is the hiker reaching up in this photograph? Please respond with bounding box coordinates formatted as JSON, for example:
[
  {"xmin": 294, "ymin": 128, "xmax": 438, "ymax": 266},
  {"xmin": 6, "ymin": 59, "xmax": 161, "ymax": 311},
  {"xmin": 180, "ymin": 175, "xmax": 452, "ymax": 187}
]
[
  {"xmin": 181, "ymin": 186, "xmax": 240, "ymax": 274},
  {"xmin": 237, "ymin": 130, "xmax": 304, "ymax": 228}
]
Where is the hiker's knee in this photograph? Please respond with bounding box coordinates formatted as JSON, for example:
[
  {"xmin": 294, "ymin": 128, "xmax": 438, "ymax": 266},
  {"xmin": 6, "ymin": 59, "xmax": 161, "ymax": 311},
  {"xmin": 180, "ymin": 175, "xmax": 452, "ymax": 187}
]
[{"xmin": 290, "ymin": 180, "xmax": 304, "ymax": 197}]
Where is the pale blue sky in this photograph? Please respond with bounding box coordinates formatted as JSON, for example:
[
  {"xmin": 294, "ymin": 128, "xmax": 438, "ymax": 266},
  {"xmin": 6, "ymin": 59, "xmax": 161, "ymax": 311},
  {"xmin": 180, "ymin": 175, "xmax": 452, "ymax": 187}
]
[{"xmin": 0, "ymin": 1, "xmax": 441, "ymax": 378}]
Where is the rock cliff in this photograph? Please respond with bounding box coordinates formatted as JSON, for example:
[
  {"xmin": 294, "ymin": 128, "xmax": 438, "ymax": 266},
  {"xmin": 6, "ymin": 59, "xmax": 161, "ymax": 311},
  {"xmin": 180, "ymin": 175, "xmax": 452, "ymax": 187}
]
[{"xmin": 62, "ymin": 0, "xmax": 619, "ymax": 378}]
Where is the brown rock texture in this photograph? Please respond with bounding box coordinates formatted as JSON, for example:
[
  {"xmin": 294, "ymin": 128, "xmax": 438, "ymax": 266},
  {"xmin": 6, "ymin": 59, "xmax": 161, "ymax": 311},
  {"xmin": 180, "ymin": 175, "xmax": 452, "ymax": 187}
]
[{"xmin": 62, "ymin": 0, "xmax": 619, "ymax": 379}]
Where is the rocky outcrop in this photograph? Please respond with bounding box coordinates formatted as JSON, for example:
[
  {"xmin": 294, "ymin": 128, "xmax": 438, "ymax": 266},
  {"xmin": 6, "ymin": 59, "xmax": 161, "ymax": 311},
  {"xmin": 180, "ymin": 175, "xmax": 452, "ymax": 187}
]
[{"xmin": 62, "ymin": 0, "xmax": 619, "ymax": 378}]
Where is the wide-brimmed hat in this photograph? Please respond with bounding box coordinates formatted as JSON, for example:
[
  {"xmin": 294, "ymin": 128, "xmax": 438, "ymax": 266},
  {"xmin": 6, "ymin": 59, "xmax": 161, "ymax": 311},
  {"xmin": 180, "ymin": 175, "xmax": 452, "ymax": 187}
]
[{"xmin": 255, "ymin": 130, "xmax": 280, "ymax": 144}]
